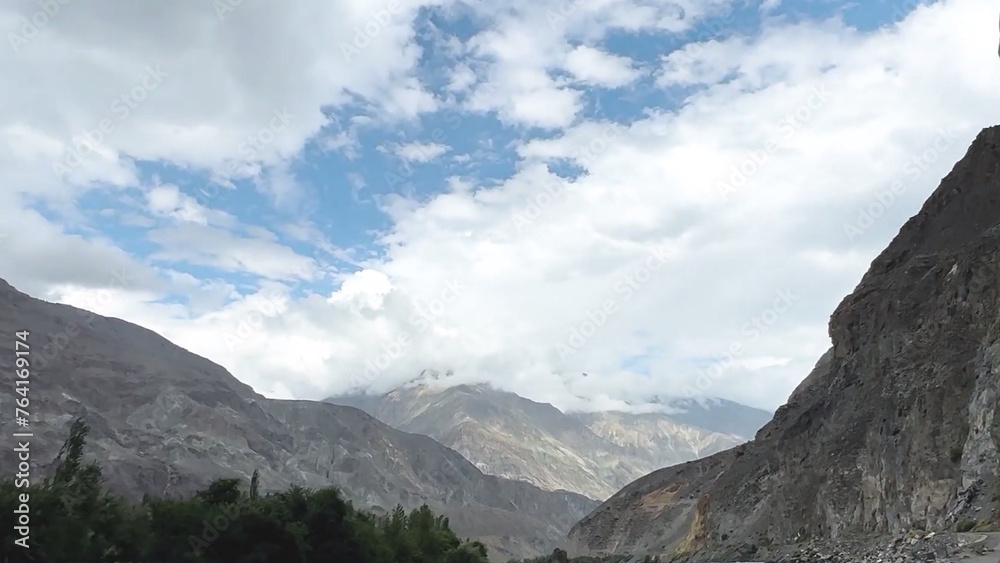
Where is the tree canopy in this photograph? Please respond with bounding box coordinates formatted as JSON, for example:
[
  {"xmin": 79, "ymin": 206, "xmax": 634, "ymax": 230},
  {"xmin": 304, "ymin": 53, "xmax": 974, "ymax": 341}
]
[{"xmin": 0, "ymin": 418, "xmax": 490, "ymax": 563}]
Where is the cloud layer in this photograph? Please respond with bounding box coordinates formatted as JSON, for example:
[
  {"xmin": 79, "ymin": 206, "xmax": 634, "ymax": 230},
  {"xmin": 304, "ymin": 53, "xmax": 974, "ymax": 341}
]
[{"xmin": 1, "ymin": 0, "xmax": 998, "ymax": 412}]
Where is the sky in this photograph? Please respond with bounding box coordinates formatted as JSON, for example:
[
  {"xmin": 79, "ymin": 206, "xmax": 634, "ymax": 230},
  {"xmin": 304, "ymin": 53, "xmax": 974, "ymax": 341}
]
[{"xmin": 0, "ymin": 0, "xmax": 998, "ymax": 413}]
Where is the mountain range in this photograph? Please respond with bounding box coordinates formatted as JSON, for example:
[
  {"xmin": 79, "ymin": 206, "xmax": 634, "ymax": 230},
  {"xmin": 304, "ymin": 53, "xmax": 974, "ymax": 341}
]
[
  {"xmin": 0, "ymin": 278, "xmax": 596, "ymax": 560},
  {"xmin": 329, "ymin": 382, "xmax": 771, "ymax": 500},
  {"xmin": 7, "ymin": 125, "xmax": 995, "ymax": 562},
  {"xmin": 0, "ymin": 273, "xmax": 768, "ymax": 560}
]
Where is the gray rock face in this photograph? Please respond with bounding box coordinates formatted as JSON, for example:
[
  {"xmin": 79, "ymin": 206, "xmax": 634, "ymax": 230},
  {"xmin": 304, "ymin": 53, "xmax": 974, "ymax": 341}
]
[
  {"xmin": 568, "ymin": 126, "xmax": 1000, "ymax": 560},
  {"xmin": 0, "ymin": 279, "xmax": 596, "ymax": 561},
  {"xmin": 329, "ymin": 383, "xmax": 769, "ymax": 501}
]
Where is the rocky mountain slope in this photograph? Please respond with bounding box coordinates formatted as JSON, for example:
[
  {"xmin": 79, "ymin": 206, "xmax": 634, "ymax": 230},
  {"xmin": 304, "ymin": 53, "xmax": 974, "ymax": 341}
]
[
  {"xmin": 571, "ymin": 411, "xmax": 750, "ymax": 466},
  {"xmin": 0, "ymin": 278, "xmax": 596, "ymax": 561},
  {"xmin": 567, "ymin": 125, "xmax": 1000, "ymax": 560},
  {"xmin": 329, "ymin": 383, "xmax": 770, "ymax": 500}
]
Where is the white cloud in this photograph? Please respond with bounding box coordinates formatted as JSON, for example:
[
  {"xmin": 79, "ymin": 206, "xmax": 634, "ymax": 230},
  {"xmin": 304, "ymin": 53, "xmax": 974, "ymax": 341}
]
[
  {"xmin": 564, "ymin": 45, "xmax": 641, "ymax": 87},
  {"xmin": 760, "ymin": 0, "xmax": 782, "ymax": 13},
  {"xmin": 447, "ymin": 63, "xmax": 478, "ymax": 92},
  {"xmin": 395, "ymin": 141, "xmax": 451, "ymax": 162},
  {"xmin": 0, "ymin": 0, "xmax": 436, "ymax": 196},
  {"xmin": 454, "ymin": 0, "xmax": 732, "ymax": 128},
  {"xmin": 146, "ymin": 223, "xmax": 319, "ymax": 281},
  {"xmin": 3, "ymin": 0, "xmax": 1000, "ymax": 415},
  {"xmin": 145, "ymin": 183, "xmax": 235, "ymax": 226},
  {"xmin": 0, "ymin": 0, "xmax": 432, "ymax": 327}
]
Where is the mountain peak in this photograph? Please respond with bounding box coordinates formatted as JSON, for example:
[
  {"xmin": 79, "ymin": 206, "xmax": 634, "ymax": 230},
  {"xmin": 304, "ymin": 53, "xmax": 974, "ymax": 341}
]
[{"xmin": 333, "ymin": 380, "xmax": 770, "ymax": 500}]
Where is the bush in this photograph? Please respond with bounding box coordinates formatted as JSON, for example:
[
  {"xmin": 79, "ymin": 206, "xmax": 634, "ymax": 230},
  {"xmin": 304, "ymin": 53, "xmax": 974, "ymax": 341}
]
[
  {"xmin": 972, "ymin": 520, "xmax": 998, "ymax": 532},
  {"xmin": 955, "ymin": 518, "xmax": 977, "ymax": 533}
]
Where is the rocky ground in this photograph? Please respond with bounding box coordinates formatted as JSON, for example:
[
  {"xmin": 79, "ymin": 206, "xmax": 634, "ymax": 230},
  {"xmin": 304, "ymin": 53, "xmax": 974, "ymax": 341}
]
[{"xmin": 757, "ymin": 532, "xmax": 1000, "ymax": 563}]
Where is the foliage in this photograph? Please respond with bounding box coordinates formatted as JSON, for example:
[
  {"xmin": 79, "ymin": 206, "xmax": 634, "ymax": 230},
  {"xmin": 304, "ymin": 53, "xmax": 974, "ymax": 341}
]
[
  {"xmin": 512, "ymin": 552, "xmax": 631, "ymax": 563},
  {"xmin": 0, "ymin": 418, "xmax": 491, "ymax": 563},
  {"xmin": 955, "ymin": 518, "xmax": 977, "ymax": 533},
  {"xmin": 971, "ymin": 519, "xmax": 998, "ymax": 532}
]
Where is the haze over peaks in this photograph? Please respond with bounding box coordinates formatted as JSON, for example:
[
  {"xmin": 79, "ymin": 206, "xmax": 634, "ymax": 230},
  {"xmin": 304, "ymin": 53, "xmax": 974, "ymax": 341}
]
[{"xmin": 328, "ymin": 381, "xmax": 771, "ymax": 500}]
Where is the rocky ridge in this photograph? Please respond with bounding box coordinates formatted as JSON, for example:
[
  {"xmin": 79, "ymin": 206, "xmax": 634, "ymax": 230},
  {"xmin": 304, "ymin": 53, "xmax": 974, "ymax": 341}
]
[{"xmin": 568, "ymin": 126, "xmax": 1000, "ymax": 560}]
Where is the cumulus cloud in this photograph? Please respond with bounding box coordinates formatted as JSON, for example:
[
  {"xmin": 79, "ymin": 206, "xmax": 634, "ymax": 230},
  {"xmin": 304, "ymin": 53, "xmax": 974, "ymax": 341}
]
[
  {"xmin": 1, "ymin": 0, "xmax": 998, "ymax": 414},
  {"xmin": 563, "ymin": 45, "xmax": 641, "ymax": 88},
  {"xmin": 145, "ymin": 183, "xmax": 236, "ymax": 226}
]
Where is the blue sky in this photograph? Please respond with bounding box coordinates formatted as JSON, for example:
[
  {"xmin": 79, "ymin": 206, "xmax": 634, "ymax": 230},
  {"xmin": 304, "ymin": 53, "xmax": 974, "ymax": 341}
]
[
  {"xmin": 72, "ymin": 0, "xmax": 900, "ymax": 285},
  {"xmin": 0, "ymin": 0, "xmax": 997, "ymax": 411}
]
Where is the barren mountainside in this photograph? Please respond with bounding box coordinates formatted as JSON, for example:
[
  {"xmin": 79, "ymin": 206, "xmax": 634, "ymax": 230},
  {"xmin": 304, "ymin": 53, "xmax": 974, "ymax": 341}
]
[
  {"xmin": 571, "ymin": 411, "xmax": 748, "ymax": 463},
  {"xmin": 329, "ymin": 383, "xmax": 770, "ymax": 500},
  {"xmin": 0, "ymin": 279, "xmax": 596, "ymax": 561},
  {"xmin": 568, "ymin": 125, "xmax": 1000, "ymax": 560}
]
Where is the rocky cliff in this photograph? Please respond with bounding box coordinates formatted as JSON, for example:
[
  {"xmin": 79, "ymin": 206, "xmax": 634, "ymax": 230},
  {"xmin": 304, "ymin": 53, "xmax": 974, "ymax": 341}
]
[
  {"xmin": 568, "ymin": 125, "xmax": 1000, "ymax": 560},
  {"xmin": 0, "ymin": 278, "xmax": 596, "ymax": 561},
  {"xmin": 330, "ymin": 383, "xmax": 769, "ymax": 500}
]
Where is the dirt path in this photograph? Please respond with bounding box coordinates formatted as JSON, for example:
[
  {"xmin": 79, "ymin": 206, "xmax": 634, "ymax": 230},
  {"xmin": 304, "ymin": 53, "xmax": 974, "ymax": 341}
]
[{"xmin": 951, "ymin": 532, "xmax": 1000, "ymax": 563}]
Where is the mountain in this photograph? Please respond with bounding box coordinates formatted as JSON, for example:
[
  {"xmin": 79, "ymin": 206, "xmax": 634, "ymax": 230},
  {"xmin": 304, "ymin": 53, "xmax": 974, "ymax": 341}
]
[
  {"xmin": 570, "ymin": 411, "xmax": 756, "ymax": 466},
  {"xmin": 646, "ymin": 396, "xmax": 775, "ymax": 437},
  {"xmin": 0, "ymin": 278, "xmax": 596, "ymax": 561},
  {"xmin": 568, "ymin": 125, "xmax": 1000, "ymax": 560},
  {"xmin": 328, "ymin": 382, "xmax": 771, "ymax": 501}
]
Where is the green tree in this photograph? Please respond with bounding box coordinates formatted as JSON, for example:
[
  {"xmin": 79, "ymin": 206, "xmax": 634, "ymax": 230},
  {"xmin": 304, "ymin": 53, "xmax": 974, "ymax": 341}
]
[
  {"xmin": 1, "ymin": 419, "xmax": 493, "ymax": 563},
  {"xmin": 196, "ymin": 477, "xmax": 243, "ymax": 506},
  {"xmin": 249, "ymin": 469, "xmax": 260, "ymax": 501}
]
